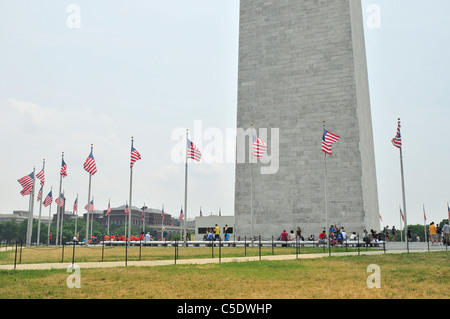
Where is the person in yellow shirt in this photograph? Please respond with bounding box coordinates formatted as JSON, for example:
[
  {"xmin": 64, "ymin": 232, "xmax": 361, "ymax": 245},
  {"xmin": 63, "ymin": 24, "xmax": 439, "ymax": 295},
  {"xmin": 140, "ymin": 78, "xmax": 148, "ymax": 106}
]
[
  {"xmin": 214, "ymin": 224, "xmax": 220, "ymax": 241},
  {"xmin": 429, "ymin": 222, "xmax": 438, "ymax": 245}
]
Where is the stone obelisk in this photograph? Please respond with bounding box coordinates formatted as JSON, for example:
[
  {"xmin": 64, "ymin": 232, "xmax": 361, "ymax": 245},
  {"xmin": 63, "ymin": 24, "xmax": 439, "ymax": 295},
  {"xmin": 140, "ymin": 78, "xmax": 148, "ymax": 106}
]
[{"xmin": 234, "ymin": 0, "xmax": 379, "ymax": 239}]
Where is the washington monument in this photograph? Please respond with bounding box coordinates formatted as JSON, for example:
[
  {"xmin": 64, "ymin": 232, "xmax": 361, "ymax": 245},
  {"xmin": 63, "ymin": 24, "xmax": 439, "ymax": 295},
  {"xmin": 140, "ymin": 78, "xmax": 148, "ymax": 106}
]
[{"xmin": 234, "ymin": 0, "xmax": 379, "ymax": 239}]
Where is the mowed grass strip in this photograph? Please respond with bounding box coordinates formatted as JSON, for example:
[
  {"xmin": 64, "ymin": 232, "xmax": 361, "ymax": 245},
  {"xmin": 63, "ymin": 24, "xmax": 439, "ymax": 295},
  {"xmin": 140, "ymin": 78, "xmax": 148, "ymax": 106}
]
[
  {"xmin": 0, "ymin": 245, "xmax": 351, "ymax": 265},
  {"xmin": 0, "ymin": 252, "xmax": 448, "ymax": 299}
]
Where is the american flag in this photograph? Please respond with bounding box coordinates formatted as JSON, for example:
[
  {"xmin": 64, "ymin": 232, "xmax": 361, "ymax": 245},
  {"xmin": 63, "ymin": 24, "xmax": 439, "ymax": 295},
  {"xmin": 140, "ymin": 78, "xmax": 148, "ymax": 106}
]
[
  {"xmin": 400, "ymin": 207, "xmax": 405, "ymax": 222},
  {"xmin": 84, "ymin": 200, "xmax": 94, "ymax": 212},
  {"xmin": 252, "ymin": 135, "xmax": 268, "ymax": 158},
  {"xmin": 392, "ymin": 120, "xmax": 402, "ymax": 149},
  {"xmin": 83, "ymin": 152, "xmax": 98, "ymax": 175},
  {"xmin": 141, "ymin": 206, "xmax": 145, "ymax": 221},
  {"xmin": 200, "ymin": 207, "xmax": 203, "ymax": 217},
  {"xmin": 161, "ymin": 205, "xmax": 165, "ymax": 224},
  {"xmin": 447, "ymin": 203, "xmax": 450, "ymax": 220},
  {"xmin": 17, "ymin": 172, "xmax": 34, "ymax": 196},
  {"xmin": 73, "ymin": 198, "xmax": 78, "ymax": 211},
  {"xmin": 130, "ymin": 146, "xmax": 142, "ymax": 168},
  {"xmin": 322, "ymin": 130, "xmax": 340, "ymax": 155},
  {"xmin": 106, "ymin": 200, "xmax": 111, "ymax": 217},
  {"xmin": 60, "ymin": 159, "xmax": 68, "ymax": 177},
  {"xmin": 179, "ymin": 207, "xmax": 184, "ymax": 221},
  {"xmin": 36, "ymin": 166, "xmax": 45, "ymax": 186},
  {"xmin": 187, "ymin": 139, "xmax": 202, "ymax": 162},
  {"xmin": 124, "ymin": 203, "xmax": 129, "ymax": 216},
  {"xmin": 37, "ymin": 186, "xmax": 42, "ymax": 202},
  {"xmin": 55, "ymin": 194, "xmax": 65, "ymax": 207},
  {"xmin": 43, "ymin": 190, "xmax": 53, "ymax": 207},
  {"xmin": 379, "ymin": 214, "xmax": 383, "ymax": 222},
  {"xmin": 423, "ymin": 204, "xmax": 427, "ymax": 222}
]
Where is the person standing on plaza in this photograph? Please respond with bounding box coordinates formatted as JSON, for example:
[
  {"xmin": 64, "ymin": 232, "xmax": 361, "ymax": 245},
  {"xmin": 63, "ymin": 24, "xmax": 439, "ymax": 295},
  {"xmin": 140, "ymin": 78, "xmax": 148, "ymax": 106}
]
[
  {"xmin": 429, "ymin": 222, "xmax": 437, "ymax": 245},
  {"xmin": 214, "ymin": 224, "xmax": 220, "ymax": 241}
]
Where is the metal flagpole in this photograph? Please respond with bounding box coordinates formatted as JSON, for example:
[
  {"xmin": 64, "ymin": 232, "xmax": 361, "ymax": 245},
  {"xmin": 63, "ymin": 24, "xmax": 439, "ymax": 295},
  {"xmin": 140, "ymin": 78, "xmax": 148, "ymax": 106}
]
[
  {"xmin": 90, "ymin": 196, "xmax": 94, "ymax": 239},
  {"xmin": 398, "ymin": 121, "xmax": 409, "ymax": 252},
  {"xmin": 85, "ymin": 145, "xmax": 93, "ymax": 245},
  {"xmin": 26, "ymin": 166, "xmax": 36, "ymax": 247},
  {"xmin": 37, "ymin": 159, "xmax": 45, "ymax": 246},
  {"xmin": 107, "ymin": 199, "xmax": 110, "ymax": 236},
  {"xmin": 60, "ymin": 190, "xmax": 65, "ymax": 245},
  {"xmin": 423, "ymin": 204, "xmax": 428, "ymax": 245},
  {"xmin": 74, "ymin": 194, "xmax": 79, "ymax": 239},
  {"xmin": 323, "ymin": 120, "xmax": 330, "ymax": 249},
  {"xmin": 56, "ymin": 153, "xmax": 64, "ymax": 246},
  {"xmin": 250, "ymin": 123, "xmax": 254, "ymax": 245},
  {"xmin": 128, "ymin": 137, "xmax": 134, "ymax": 245},
  {"xmin": 47, "ymin": 186, "xmax": 52, "ymax": 245},
  {"xmin": 142, "ymin": 202, "xmax": 145, "ymax": 234},
  {"xmin": 399, "ymin": 206, "xmax": 403, "ymax": 242},
  {"xmin": 184, "ymin": 129, "xmax": 188, "ymax": 246}
]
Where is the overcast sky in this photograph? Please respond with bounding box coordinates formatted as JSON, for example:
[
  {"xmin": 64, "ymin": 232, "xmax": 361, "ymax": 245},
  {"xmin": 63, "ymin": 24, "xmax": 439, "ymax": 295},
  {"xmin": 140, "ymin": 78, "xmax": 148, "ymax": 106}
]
[{"xmin": 1, "ymin": 0, "xmax": 449, "ymax": 231}]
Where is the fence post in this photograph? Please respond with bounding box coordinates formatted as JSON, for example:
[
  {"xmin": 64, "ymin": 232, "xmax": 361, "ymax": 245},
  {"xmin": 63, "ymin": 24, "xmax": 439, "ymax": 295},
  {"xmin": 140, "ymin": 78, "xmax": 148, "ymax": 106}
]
[
  {"xmin": 14, "ymin": 239, "xmax": 18, "ymax": 270},
  {"xmin": 19, "ymin": 239, "xmax": 23, "ymax": 264},
  {"xmin": 244, "ymin": 236, "xmax": 247, "ymax": 257},
  {"xmin": 357, "ymin": 234, "xmax": 360, "ymax": 256},
  {"xmin": 272, "ymin": 235, "xmax": 274, "ymax": 255},
  {"xmin": 102, "ymin": 236, "xmax": 105, "ymax": 262},
  {"xmin": 219, "ymin": 237, "xmax": 221, "ymax": 263},
  {"xmin": 139, "ymin": 237, "xmax": 142, "ymax": 261},
  {"xmin": 72, "ymin": 239, "xmax": 76, "ymax": 268},
  {"xmin": 259, "ymin": 235, "xmax": 261, "ymax": 261},
  {"xmin": 174, "ymin": 239, "xmax": 178, "ymax": 265},
  {"xmin": 61, "ymin": 239, "xmax": 65, "ymax": 263}
]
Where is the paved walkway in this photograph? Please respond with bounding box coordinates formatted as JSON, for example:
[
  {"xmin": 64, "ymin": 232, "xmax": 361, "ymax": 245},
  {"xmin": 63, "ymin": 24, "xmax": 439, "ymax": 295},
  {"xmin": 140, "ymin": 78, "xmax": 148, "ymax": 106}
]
[{"xmin": 0, "ymin": 249, "xmax": 423, "ymax": 271}]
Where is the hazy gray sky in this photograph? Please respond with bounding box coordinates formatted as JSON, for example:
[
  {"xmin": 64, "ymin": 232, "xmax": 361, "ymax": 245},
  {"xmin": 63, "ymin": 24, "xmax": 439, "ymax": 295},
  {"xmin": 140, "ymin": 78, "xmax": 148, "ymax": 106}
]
[{"xmin": 1, "ymin": 0, "xmax": 449, "ymax": 231}]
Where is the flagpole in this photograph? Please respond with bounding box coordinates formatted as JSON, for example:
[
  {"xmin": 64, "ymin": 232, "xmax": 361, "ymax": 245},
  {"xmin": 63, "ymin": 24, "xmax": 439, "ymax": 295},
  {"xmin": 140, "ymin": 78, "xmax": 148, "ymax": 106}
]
[
  {"xmin": 397, "ymin": 118, "xmax": 409, "ymax": 252},
  {"xmin": 60, "ymin": 190, "xmax": 65, "ymax": 245},
  {"xmin": 399, "ymin": 205, "xmax": 403, "ymax": 242},
  {"xmin": 142, "ymin": 202, "xmax": 145, "ymax": 234},
  {"xmin": 423, "ymin": 204, "xmax": 427, "ymax": 244},
  {"xmin": 56, "ymin": 153, "xmax": 64, "ymax": 245},
  {"xmin": 323, "ymin": 120, "xmax": 330, "ymax": 249},
  {"xmin": 37, "ymin": 159, "xmax": 45, "ymax": 246},
  {"xmin": 88, "ymin": 196, "xmax": 94, "ymax": 238},
  {"xmin": 47, "ymin": 186, "xmax": 52, "ymax": 245},
  {"xmin": 128, "ymin": 137, "xmax": 134, "ymax": 245},
  {"xmin": 26, "ymin": 166, "xmax": 36, "ymax": 247},
  {"xmin": 86, "ymin": 145, "xmax": 93, "ymax": 245},
  {"xmin": 250, "ymin": 123, "xmax": 254, "ymax": 245},
  {"xmin": 184, "ymin": 129, "xmax": 188, "ymax": 246},
  {"xmin": 107, "ymin": 199, "xmax": 110, "ymax": 236},
  {"xmin": 74, "ymin": 193, "xmax": 79, "ymax": 239}
]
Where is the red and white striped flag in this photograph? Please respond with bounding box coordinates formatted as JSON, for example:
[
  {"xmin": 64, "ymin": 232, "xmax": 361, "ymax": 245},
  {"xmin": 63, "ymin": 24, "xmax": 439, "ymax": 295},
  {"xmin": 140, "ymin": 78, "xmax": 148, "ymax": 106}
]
[
  {"xmin": 124, "ymin": 203, "xmax": 129, "ymax": 216},
  {"xmin": 322, "ymin": 130, "xmax": 340, "ymax": 155},
  {"xmin": 17, "ymin": 172, "xmax": 34, "ymax": 196},
  {"xmin": 392, "ymin": 120, "xmax": 402, "ymax": 149},
  {"xmin": 37, "ymin": 186, "xmax": 42, "ymax": 202},
  {"xmin": 36, "ymin": 166, "xmax": 45, "ymax": 186},
  {"xmin": 43, "ymin": 190, "xmax": 53, "ymax": 207},
  {"xmin": 400, "ymin": 207, "xmax": 405, "ymax": 222},
  {"xmin": 60, "ymin": 159, "xmax": 68, "ymax": 177},
  {"xmin": 73, "ymin": 198, "xmax": 78, "ymax": 211},
  {"xmin": 131, "ymin": 146, "xmax": 141, "ymax": 168},
  {"xmin": 187, "ymin": 139, "xmax": 202, "ymax": 162},
  {"xmin": 84, "ymin": 200, "xmax": 94, "ymax": 212},
  {"xmin": 55, "ymin": 194, "xmax": 65, "ymax": 207},
  {"xmin": 179, "ymin": 207, "xmax": 184, "ymax": 221},
  {"xmin": 106, "ymin": 200, "xmax": 111, "ymax": 217},
  {"xmin": 161, "ymin": 205, "xmax": 165, "ymax": 223},
  {"xmin": 252, "ymin": 135, "xmax": 268, "ymax": 158},
  {"xmin": 83, "ymin": 152, "xmax": 97, "ymax": 175}
]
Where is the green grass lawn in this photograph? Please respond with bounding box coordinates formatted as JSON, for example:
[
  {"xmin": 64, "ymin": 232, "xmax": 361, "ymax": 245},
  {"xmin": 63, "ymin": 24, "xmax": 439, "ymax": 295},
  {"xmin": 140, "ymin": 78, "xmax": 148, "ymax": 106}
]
[{"xmin": 0, "ymin": 251, "xmax": 448, "ymax": 299}]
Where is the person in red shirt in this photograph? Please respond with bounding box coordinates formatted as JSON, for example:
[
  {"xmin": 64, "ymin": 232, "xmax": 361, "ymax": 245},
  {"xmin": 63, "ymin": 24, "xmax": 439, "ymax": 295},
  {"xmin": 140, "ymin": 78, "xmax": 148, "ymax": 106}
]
[
  {"xmin": 319, "ymin": 230, "xmax": 327, "ymax": 244},
  {"xmin": 280, "ymin": 230, "xmax": 288, "ymax": 241}
]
